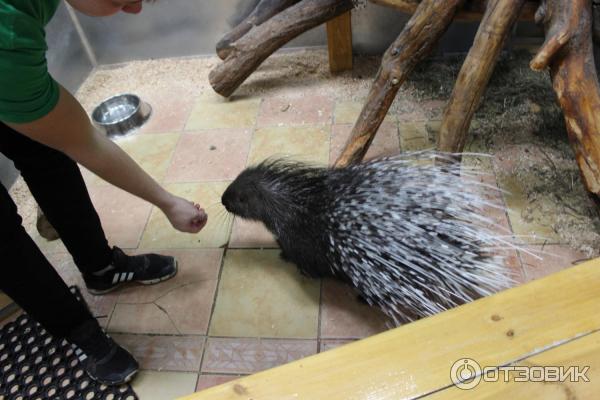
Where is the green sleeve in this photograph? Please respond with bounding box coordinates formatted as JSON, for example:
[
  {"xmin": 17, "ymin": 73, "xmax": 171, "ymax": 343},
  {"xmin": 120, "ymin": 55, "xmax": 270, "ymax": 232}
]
[
  {"xmin": 0, "ymin": 0, "xmax": 61, "ymax": 123},
  {"xmin": 0, "ymin": 49, "xmax": 60, "ymax": 124}
]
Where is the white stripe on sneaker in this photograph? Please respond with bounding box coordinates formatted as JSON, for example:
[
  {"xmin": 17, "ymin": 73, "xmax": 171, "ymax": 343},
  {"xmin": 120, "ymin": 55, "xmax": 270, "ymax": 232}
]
[
  {"xmin": 119, "ymin": 273, "xmax": 128, "ymax": 283},
  {"xmin": 127, "ymin": 272, "xmax": 134, "ymax": 281},
  {"xmin": 112, "ymin": 274, "xmax": 119, "ymax": 284}
]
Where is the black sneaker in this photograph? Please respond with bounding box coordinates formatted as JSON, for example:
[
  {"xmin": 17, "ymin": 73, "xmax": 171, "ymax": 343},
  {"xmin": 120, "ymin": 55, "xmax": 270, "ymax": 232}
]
[
  {"xmin": 68, "ymin": 320, "xmax": 139, "ymax": 385},
  {"xmin": 83, "ymin": 247, "xmax": 178, "ymax": 295}
]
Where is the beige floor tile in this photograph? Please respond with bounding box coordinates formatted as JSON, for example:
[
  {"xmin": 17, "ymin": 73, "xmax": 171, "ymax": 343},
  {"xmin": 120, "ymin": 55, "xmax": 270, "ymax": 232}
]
[
  {"xmin": 247, "ymin": 125, "xmax": 329, "ymax": 166},
  {"xmin": 423, "ymin": 119, "xmax": 481, "ymax": 139},
  {"xmin": 196, "ymin": 375, "xmax": 241, "ymax": 392},
  {"xmin": 399, "ymin": 121, "xmax": 428, "ymax": 141},
  {"xmin": 154, "ymin": 283, "xmax": 218, "ymax": 335},
  {"xmin": 320, "ymin": 280, "xmax": 389, "ymax": 339},
  {"xmin": 185, "ymin": 93, "xmax": 261, "ymax": 130},
  {"xmin": 112, "ymin": 334, "xmax": 205, "ymax": 372},
  {"xmin": 498, "ymin": 175, "xmax": 562, "ymax": 244},
  {"xmin": 131, "ymin": 371, "xmax": 198, "ymax": 399},
  {"xmin": 88, "ymin": 185, "xmax": 152, "ymax": 249},
  {"xmin": 139, "ymin": 182, "xmax": 232, "ymax": 249},
  {"xmin": 209, "ymin": 250, "xmax": 320, "ymax": 338},
  {"xmin": 520, "ymin": 245, "xmax": 590, "ymax": 282},
  {"xmin": 108, "ymin": 303, "xmax": 179, "ymax": 334},
  {"xmin": 319, "ymin": 339, "xmax": 356, "ymax": 353},
  {"xmin": 329, "ymin": 122, "xmax": 399, "ymax": 164},
  {"xmin": 401, "ymin": 136, "xmax": 433, "ymax": 152},
  {"xmin": 396, "ymin": 107, "xmax": 426, "ymax": 122},
  {"xmin": 118, "ymin": 249, "xmax": 222, "ymax": 303},
  {"xmin": 257, "ymin": 95, "xmax": 333, "ymax": 127},
  {"xmin": 424, "ymin": 119, "xmax": 442, "ymax": 139},
  {"xmin": 228, "ymin": 218, "xmax": 278, "ymax": 249},
  {"xmin": 116, "ymin": 249, "xmax": 222, "ymax": 335},
  {"xmin": 334, "ymin": 101, "xmax": 395, "ymax": 125},
  {"xmin": 202, "ymin": 338, "xmax": 317, "ymax": 374},
  {"xmin": 398, "ymin": 121, "xmax": 435, "ymax": 152},
  {"xmin": 85, "ymin": 133, "xmax": 180, "ymax": 186},
  {"xmin": 165, "ymin": 129, "xmax": 252, "ymax": 183},
  {"xmin": 138, "ymin": 85, "xmax": 197, "ymax": 134}
]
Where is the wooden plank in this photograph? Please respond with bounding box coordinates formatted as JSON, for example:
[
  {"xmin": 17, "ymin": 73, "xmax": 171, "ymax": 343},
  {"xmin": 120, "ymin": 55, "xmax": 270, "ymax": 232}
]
[
  {"xmin": 326, "ymin": 11, "xmax": 353, "ymax": 73},
  {"xmin": 429, "ymin": 330, "xmax": 600, "ymax": 399},
  {"xmin": 180, "ymin": 259, "xmax": 600, "ymax": 400},
  {"xmin": 370, "ymin": 0, "xmax": 538, "ymax": 21}
]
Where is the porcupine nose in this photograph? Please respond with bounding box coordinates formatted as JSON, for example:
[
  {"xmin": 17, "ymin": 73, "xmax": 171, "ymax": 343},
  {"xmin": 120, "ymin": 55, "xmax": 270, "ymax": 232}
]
[{"xmin": 221, "ymin": 193, "xmax": 232, "ymax": 213}]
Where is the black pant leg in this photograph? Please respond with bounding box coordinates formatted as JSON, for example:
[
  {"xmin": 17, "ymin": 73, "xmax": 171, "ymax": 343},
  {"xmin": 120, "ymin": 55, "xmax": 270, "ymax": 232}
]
[
  {"xmin": 0, "ymin": 182, "xmax": 93, "ymax": 338},
  {"xmin": 0, "ymin": 122, "xmax": 112, "ymax": 274}
]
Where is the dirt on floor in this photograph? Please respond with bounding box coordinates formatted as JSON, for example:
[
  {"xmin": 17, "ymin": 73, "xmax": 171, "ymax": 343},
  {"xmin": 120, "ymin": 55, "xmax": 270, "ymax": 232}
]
[{"xmin": 408, "ymin": 51, "xmax": 600, "ymax": 256}]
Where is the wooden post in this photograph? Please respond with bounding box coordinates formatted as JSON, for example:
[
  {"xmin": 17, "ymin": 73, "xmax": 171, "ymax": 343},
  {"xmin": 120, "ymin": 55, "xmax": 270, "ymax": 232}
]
[
  {"xmin": 334, "ymin": 0, "xmax": 465, "ymax": 167},
  {"xmin": 437, "ymin": 0, "xmax": 527, "ymax": 155},
  {"xmin": 326, "ymin": 11, "xmax": 353, "ymax": 73},
  {"xmin": 531, "ymin": 0, "xmax": 600, "ymax": 194}
]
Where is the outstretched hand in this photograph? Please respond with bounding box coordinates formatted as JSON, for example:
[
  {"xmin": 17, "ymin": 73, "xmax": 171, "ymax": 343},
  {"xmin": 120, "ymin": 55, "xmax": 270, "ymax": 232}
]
[{"xmin": 161, "ymin": 195, "xmax": 208, "ymax": 233}]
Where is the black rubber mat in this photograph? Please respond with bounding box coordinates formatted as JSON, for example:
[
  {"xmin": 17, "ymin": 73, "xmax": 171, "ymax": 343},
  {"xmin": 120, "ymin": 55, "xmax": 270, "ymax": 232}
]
[{"xmin": 0, "ymin": 287, "xmax": 138, "ymax": 400}]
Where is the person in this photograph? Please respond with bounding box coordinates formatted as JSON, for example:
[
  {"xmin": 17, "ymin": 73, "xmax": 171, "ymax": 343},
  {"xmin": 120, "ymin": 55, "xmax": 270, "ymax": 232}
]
[{"xmin": 0, "ymin": 0, "xmax": 208, "ymax": 385}]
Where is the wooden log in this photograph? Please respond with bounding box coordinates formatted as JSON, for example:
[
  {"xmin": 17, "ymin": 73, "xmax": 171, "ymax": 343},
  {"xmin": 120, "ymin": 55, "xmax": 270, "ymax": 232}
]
[
  {"xmin": 326, "ymin": 11, "xmax": 353, "ymax": 73},
  {"xmin": 216, "ymin": 0, "xmax": 301, "ymax": 60},
  {"xmin": 334, "ymin": 0, "xmax": 465, "ymax": 168},
  {"xmin": 531, "ymin": 0, "xmax": 600, "ymax": 194},
  {"xmin": 437, "ymin": 0, "xmax": 527, "ymax": 155},
  {"xmin": 210, "ymin": 0, "xmax": 355, "ymax": 98},
  {"xmin": 371, "ymin": 0, "xmax": 538, "ymax": 21}
]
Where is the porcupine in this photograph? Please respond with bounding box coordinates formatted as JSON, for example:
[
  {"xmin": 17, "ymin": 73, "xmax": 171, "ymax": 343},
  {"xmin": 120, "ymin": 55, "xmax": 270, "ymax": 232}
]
[{"xmin": 221, "ymin": 152, "xmax": 515, "ymax": 325}]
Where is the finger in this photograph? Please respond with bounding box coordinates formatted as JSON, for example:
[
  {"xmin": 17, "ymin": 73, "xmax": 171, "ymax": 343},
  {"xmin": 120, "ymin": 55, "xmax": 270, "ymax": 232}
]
[{"xmin": 195, "ymin": 214, "xmax": 208, "ymax": 230}]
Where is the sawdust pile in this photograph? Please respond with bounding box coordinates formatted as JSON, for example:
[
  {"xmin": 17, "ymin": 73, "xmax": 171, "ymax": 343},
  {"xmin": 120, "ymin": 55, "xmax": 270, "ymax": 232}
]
[{"xmin": 408, "ymin": 51, "xmax": 600, "ymax": 255}]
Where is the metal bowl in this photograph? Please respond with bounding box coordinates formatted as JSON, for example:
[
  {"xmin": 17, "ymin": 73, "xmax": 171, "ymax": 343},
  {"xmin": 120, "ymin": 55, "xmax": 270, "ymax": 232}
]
[{"xmin": 92, "ymin": 94, "xmax": 152, "ymax": 138}]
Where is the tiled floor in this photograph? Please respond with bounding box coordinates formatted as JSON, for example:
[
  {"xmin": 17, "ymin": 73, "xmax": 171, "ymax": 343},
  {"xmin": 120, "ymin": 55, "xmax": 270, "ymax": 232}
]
[{"xmin": 1, "ymin": 51, "xmax": 594, "ymax": 399}]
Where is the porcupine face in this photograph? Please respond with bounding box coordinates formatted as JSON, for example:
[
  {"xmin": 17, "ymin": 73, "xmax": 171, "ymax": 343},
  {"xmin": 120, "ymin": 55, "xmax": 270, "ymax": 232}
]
[
  {"xmin": 222, "ymin": 159, "xmax": 328, "ymax": 234},
  {"xmin": 221, "ymin": 165, "xmax": 268, "ymax": 221}
]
